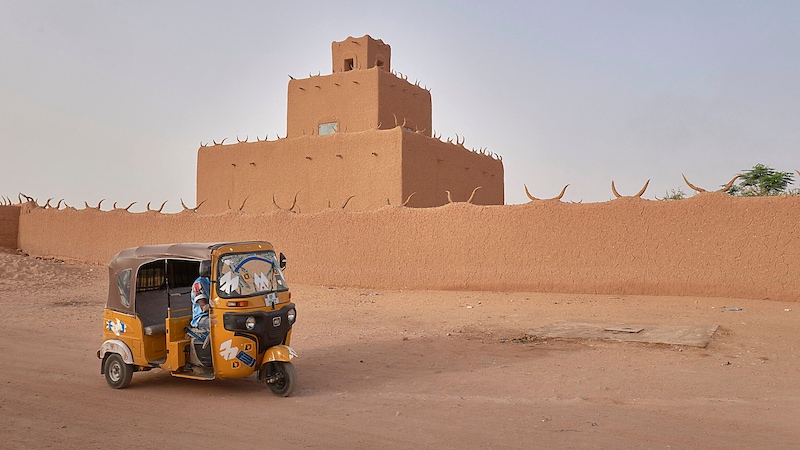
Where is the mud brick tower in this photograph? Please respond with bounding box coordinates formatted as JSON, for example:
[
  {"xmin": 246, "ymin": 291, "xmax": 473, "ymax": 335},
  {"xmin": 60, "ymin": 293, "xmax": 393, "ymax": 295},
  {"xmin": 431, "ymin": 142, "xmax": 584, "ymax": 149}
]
[{"xmin": 197, "ymin": 35, "xmax": 504, "ymax": 213}]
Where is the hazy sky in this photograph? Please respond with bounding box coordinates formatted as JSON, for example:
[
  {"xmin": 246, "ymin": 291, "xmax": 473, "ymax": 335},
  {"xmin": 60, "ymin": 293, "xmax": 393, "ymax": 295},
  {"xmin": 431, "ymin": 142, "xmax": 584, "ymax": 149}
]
[{"xmin": 2, "ymin": 1, "xmax": 798, "ymax": 210}]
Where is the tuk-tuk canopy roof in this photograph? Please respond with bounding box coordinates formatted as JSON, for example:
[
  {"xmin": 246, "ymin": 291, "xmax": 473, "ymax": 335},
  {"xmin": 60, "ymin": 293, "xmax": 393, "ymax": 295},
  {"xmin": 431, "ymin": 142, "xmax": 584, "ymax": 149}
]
[
  {"xmin": 110, "ymin": 243, "xmax": 216, "ymax": 270},
  {"xmin": 106, "ymin": 241, "xmax": 275, "ymax": 313}
]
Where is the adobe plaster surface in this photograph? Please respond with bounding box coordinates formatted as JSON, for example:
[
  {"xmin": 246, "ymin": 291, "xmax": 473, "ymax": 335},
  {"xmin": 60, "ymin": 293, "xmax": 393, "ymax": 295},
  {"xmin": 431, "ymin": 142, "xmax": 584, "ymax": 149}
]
[{"xmin": 10, "ymin": 192, "xmax": 800, "ymax": 302}]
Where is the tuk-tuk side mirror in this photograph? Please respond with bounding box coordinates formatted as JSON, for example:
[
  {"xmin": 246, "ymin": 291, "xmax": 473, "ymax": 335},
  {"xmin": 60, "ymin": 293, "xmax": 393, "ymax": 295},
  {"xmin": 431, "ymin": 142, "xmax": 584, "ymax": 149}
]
[{"xmin": 279, "ymin": 252, "xmax": 287, "ymax": 270}]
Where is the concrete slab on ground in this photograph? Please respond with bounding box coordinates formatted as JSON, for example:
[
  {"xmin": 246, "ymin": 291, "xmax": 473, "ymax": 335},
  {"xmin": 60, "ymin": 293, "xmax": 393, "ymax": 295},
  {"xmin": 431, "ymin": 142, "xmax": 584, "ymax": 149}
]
[{"xmin": 526, "ymin": 322, "xmax": 718, "ymax": 348}]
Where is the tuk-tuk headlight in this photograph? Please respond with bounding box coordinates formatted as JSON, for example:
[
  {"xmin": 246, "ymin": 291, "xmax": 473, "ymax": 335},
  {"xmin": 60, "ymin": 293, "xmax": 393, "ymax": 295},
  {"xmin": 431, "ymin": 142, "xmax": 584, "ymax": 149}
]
[
  {"xmin": 287, "ymin": 308, "xmax": 296, "ymax": 324},
  {"xmin": 245, "ymin": 316, "xmax": 256, "ymax": 331}
]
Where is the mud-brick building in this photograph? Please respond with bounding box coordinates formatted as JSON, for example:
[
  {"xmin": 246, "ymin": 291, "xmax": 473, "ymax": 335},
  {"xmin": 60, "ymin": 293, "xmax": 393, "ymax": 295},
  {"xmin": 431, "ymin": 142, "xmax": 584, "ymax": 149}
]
[{"xmin": 197, "ymin": 35, "xmax": 504, "ymax": 213}]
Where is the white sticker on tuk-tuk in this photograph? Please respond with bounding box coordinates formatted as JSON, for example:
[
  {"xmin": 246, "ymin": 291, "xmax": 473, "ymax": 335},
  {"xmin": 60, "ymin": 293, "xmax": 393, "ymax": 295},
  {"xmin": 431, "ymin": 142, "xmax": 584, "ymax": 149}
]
[
  {"xmin": 266, "ymin": 292, "xmax": 278, "ymax": 305},
  {"xmin": 219, "ymin": 271, "xmax": 240, "ymax": 294},
  {"xmin": 106, "ymin": 318, "xmax": 127, "ymax": 336},
  {"xmin": 219, "ymin": 339, "xmax": 239, "ymax": 361},
  {"xmin": 254, "ymin": 272, "xmax": 270, "ymax": 291}
]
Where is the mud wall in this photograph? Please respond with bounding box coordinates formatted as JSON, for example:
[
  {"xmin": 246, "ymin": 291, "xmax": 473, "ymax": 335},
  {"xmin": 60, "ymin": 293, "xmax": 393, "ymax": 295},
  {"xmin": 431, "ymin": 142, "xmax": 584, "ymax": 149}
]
[
  {"xmin": 197, "ymin": 127, "xmax": 503, "ymax": 213},
  {"xmin": 198, "ymin": 130, "xmax": 404, "ymax": 213},
  {"xmin": 332, "ymin": 35, "xmax": 391, "ymax": 73},
  {"xmin": 14, "ymin": 193, "xmax": 800, "ymax": 301},
  {"xmin": 16, "ymin": 193, "xmax": 800, "ymax": 302},
  {"xmin": 0, "ymin": 205, "xmax": 20, "ymax": 249},
  {"xmin": 402, "ymin": 131, "xmax": 503, "ymax": 207},
  {"xmin": 287, "ymin": 67, "xmax": 431, "ymax": 139}
]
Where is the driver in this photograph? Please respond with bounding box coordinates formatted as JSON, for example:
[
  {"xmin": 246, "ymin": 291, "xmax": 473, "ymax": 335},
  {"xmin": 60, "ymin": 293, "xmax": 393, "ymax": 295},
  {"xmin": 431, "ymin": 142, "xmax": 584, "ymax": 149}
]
[{"xmin": 190, "ymin": 260, "xmax": 212, "ymax": 330}]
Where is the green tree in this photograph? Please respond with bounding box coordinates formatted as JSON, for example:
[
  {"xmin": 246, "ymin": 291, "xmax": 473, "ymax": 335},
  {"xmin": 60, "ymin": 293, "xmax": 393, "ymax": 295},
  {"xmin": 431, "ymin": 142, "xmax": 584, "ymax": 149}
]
[
  {"xmin": 658, "ymin": 188, "xmax": 687, "ymax": 201},
  {"xmin": 726, "ymin": 164, "xmax": 795, "ymax": 196}
]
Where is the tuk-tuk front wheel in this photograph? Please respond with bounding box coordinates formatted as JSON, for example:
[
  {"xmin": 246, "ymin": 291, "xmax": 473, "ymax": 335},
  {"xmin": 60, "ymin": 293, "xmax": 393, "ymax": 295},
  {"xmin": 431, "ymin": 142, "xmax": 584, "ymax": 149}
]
[
  {"xmin": 264, "ymin": 361, "xmax": 296, "ymax": 397},
  {"xmin": 104, "ymin": 353, "xmax": 133, "ymax": 389}
]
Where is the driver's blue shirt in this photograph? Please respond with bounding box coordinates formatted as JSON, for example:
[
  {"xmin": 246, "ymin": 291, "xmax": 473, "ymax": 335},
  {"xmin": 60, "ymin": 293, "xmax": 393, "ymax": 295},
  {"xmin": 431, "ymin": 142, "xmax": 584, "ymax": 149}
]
[{"xmin": 190, "ymin": 276, "xmax": 211, "ymax": 328}]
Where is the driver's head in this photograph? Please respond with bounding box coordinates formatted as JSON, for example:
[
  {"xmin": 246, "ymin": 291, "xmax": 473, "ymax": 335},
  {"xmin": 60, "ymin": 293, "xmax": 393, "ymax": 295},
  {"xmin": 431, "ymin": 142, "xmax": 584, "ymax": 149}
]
[{"xmin": 199, "ymin": 260, "xmax": 211, "ymax": 278}]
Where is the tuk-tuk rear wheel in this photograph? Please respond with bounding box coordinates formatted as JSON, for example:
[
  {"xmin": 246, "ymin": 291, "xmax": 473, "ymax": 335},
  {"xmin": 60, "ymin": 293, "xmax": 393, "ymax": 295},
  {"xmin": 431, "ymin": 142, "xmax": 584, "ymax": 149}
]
[
  {"xmin": 104, "ymin": 353, "xmax": 133, "ymax": 389},
  {"xmin": 265, "ymin": 361, "xmax": 296, "ymax": 397}
]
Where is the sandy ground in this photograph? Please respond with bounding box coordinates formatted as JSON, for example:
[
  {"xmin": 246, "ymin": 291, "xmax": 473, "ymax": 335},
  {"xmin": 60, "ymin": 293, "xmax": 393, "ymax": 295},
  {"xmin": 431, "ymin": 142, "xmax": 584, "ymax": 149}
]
[{"xmin": 0, "ymin": 251, "xmax": 798, "ymax": 449}]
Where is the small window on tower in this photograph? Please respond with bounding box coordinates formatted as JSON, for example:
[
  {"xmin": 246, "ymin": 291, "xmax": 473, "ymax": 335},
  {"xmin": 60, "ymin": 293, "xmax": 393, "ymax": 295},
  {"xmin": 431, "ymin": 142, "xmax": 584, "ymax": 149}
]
[
  {"xmin": 345, "ymin": 58, "xmax": 354, "ymax": 71},
  {"xmin": 319, "ymin": 122, "xmax": 338, "ymax": 136}
]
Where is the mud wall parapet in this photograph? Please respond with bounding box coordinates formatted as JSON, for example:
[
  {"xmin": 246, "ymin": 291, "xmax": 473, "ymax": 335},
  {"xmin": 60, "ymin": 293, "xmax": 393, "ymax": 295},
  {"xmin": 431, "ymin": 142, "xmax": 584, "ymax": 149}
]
[{"xmin": 15, "ymin": 194, "xmax": 800, "ymax": 302}]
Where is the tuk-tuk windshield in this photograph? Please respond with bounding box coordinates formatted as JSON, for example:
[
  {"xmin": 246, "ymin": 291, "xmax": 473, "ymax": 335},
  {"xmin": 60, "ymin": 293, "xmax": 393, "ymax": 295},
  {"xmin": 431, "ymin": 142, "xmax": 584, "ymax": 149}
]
[{"xmin": 216, "ymin": 250, "xmax": 288, "ymax": 298}]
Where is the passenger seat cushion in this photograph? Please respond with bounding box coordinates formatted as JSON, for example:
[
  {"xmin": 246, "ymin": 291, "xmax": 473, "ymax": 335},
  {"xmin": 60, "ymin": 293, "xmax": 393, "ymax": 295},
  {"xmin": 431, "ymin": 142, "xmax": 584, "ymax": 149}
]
[{"xmin": 143, "ymin": 323, "xmax": 167, "ymax": 336}]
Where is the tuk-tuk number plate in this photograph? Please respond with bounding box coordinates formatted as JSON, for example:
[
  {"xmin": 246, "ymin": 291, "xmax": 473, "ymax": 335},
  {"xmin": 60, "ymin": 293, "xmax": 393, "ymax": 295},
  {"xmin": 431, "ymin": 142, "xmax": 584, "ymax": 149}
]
[
  {"xmin": 236, "ymin": 351, "xmax": 256, "ymax": 367},
  {"xmin": 266, "ymin": 292, "xmax": 278, "ymax": 305}
]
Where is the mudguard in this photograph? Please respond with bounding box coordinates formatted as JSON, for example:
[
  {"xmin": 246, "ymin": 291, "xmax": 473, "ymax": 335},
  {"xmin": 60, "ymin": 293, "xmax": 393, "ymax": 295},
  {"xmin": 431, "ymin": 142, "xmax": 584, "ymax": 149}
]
[
  {"xmin": 97, "ymin": 339, "xmax": 134, "ymax": 366},
  {"xmin": 263, "ymin": 345, "xmax": 298, "ymax": 363}
]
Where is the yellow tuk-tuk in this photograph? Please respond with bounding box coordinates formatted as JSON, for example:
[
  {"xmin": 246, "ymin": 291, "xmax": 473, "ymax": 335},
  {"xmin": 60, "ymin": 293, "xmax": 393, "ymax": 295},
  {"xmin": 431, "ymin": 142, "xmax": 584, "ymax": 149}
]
[{"xmin": 97, "ymin": 241, "xmax": 298, "ymax": 396}]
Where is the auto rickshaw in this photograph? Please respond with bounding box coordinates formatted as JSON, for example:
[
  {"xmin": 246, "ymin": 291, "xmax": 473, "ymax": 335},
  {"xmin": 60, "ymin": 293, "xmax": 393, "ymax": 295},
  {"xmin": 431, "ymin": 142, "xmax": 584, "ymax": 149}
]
[{"xmin": 97, "ymin": 241, "xmax": 298, "ymax": 396}]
